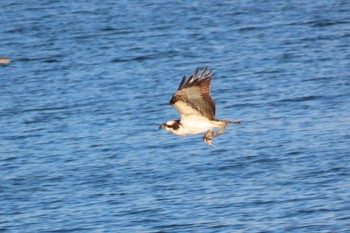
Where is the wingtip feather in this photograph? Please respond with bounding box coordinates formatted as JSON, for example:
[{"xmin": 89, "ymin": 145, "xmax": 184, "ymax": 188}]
[
  {"xmin": 177, "ymin": 75, "xmax": 186, "ymax": 90},
  {"xmin": 176, "ymin": 66, "xmax": 214, "ymax": 91},
  {"xmin": 198, "ymin": 66, "xmax": 208, "ymax": 79}
]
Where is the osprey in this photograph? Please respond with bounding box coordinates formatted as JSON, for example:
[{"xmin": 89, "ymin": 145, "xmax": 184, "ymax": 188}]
[{"xmin": 160, "ymin": 67, "xmax": 240, "ymax": 147}]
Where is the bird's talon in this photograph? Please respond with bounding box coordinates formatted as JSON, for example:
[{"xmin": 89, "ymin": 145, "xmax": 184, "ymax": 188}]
[{"xmin": 203, "ymin": 136, "xmax": 216, "ymax": 148}]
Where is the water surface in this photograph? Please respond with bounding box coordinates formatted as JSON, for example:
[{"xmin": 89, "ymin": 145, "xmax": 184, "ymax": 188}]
[{"xmin": 1, "ymin": 0, "xmax": 349, "ymax": 232}]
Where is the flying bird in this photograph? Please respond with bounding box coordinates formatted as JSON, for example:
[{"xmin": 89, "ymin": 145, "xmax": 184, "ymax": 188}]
[{"xmin": 160, "ymin": 67, "xmax": 240, "ymax": 147}]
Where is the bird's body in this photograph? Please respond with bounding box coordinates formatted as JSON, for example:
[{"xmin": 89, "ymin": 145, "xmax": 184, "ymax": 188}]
[
  {"xmin": 165, "ymin": 118, "xmax": 224, "ymax": 136},
  {"xmin": 160, "ymin": 67, "xmax": 240, "ymax": 147}
]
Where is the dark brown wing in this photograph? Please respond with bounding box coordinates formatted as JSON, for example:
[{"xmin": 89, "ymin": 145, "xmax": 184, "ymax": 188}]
[{"xmin": 170, "ymin": 67, "xmax": 216, "ymax": 120}]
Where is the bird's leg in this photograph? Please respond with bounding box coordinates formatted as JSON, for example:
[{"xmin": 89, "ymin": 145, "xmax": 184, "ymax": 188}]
[
  {"xmin": 202, "ymin": 122, "xmax": 230, "ymax": 147},
  {"xmin": 212, "ymin": 127, "xmax": 226, "ymax": 137},
  {"xmin": 209, "ymin": 120, "xmax": 228, "ymax": 139},
  {"xmin": 202, "ymin": 130, "xmax": 216, "ymax": 148},
  {"xmin": 206, "ymin": 124, "xmax": 227, "ymax": 144}
]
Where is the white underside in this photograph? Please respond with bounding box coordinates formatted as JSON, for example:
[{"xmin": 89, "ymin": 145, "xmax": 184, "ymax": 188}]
[{"xmin": 172, "ymin": 115, "xmax": 220, "ymax": 136}]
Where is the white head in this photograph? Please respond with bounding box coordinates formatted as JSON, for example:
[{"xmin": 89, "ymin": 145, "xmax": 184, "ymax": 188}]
[{"xmin": 159, "ymin": 120, "xmax": 181, "ymax": 134}]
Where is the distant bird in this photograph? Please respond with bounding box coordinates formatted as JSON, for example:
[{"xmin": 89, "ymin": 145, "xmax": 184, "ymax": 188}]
[
  {"xmin": 160, "ymin": 67, "xmax": 240, "ymax": 147},
  {"xmin": 0, "ymin": 58, "xmax": 11, "ymax": 64}
]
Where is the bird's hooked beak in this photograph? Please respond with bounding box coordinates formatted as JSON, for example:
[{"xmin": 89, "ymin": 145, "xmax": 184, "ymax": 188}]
[{"xmin": 159, "ymin": 124, "xmax": 165, "ymax": 130}]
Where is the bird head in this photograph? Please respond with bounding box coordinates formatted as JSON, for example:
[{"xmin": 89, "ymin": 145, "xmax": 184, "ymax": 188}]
[{"xmin": 159, "ymin": 120, "xmax": 180, "ymax": 132}]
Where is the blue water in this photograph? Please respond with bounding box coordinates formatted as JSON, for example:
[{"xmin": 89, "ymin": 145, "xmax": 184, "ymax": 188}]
[{"xmin": 1, "ymin": 1, "xmax": 350, "ymax": 232}]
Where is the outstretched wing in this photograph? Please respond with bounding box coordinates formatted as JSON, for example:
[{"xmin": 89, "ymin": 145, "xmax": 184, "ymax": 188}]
[{"xmin": 170, "ymin": 67, "xmax": 216, "ymax": 120}]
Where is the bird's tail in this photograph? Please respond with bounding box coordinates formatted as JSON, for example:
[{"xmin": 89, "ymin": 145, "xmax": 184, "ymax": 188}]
[
  {"xmin": 213, "ymin": 120, "xmax": 241, "ymax": 129},
  {"xmin": 225, "ymin": 120, "xmax": 241, "ymax": 125}
]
